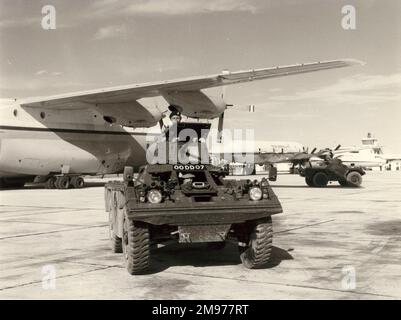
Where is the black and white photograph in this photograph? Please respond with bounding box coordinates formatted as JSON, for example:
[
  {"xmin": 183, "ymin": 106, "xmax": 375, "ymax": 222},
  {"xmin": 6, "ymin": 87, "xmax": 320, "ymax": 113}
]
[{"xmin": 0, "ymin": 0, "xmax": 400, "ymax": 302}]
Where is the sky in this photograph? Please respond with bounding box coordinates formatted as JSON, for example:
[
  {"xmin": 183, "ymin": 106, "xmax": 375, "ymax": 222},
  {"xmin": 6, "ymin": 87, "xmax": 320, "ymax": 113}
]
[{"xmin": 0, "ymin": 0, "xmax": 400, "ymax": 152}]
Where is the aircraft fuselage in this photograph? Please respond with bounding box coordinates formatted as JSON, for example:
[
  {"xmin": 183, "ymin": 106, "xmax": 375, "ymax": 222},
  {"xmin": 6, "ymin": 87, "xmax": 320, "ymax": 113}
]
[{"xmin": 0, "ymin": 104, "xmax": 153, "ymax": 180}]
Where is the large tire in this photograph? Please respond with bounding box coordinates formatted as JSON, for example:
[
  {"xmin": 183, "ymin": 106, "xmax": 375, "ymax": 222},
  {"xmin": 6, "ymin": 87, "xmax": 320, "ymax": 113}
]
[
  {"xmin": 45, "ymin": 177, "xmax": 56, "ymax": 189},
  {"xmin": 346, "ymin": 171, "xmax": 363, "ymax": 187},
  {"xmin": 109, "ymin": 210, "xmax": 122, "ymax": 253},
  {"xmin": 71, "ymin": 176, "xmax": 85, "ymax": 189},
  {"xmin": 122, "ymin": 215, "xmax": 150, "ymax": 275},
  {"xmin": 110, "ymin": 233, "xmax": 123, "ymax": 253},
  {"xmin": 312, "ymin": 172, "xmax": 328, "ymax": 187},
  {"xmin": 55, "ymin": 176, "xmax": 70, "ymax": 189},
  {"xmin": 305, "ymin": 176, "xmax": 314, "ymax": 187},
  {"xmin": 239, "ymin": 217, "xmax": 273, "ymax": 269}
]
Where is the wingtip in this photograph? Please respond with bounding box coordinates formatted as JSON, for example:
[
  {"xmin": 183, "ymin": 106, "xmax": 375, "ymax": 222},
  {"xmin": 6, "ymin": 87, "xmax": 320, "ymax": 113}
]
[{"xmin": 342, "ymin": 58, "xmax": 366, "ymax": 66}]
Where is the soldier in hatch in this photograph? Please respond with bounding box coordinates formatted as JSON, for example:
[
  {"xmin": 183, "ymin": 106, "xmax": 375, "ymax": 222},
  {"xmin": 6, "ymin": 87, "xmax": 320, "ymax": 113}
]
[
  {"xmin": 161, "ymin": 110, "xmax": 182, "ymax": 134},
  {"xmin": 169, "ymin": 110, "xmax": 182, "ymax": 124},
  {"xmin": 159, "ymin": 110, "xmax": 183, "ymax": 164}
]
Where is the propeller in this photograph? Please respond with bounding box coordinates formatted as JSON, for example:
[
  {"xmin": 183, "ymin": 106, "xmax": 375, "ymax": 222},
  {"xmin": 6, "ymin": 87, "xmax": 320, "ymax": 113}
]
[
  {"xmin": 217, "ymin": 112, "xmax": 224, "ymax": 143},
  {"xmin": 216, "ymin": 81, "xmax": 234, "ymax": 143},
  {"xmin": 216, "ymin": 102, "xmax": 234, "ymax": 143}
]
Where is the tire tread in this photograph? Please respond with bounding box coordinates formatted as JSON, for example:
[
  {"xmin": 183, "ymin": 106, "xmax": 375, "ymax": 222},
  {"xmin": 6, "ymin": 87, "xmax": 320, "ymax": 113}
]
[
  {"xmin": 240, "ymin": 217, "xmax": 273, "ymax": 269},
  {"xmin": 125, "ymin": 219, "xmax": 150, "ymax": 274}
]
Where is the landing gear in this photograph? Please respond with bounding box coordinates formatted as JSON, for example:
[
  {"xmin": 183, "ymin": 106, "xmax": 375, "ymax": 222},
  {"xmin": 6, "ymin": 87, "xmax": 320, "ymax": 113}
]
[
  {"xmin": 45, "ymin": 176, "xmax": 56, "ymax": 189},
  {"xmin": 55, "ymin": 176, "xmax": 70, "ymax": 189},
  {"xmin": 45, "ymin": 175, "xmax": 85, "ymax": 189},
  {"xmin": 70, "ymin": 176, "xmax": 85, "ymax": 189}
]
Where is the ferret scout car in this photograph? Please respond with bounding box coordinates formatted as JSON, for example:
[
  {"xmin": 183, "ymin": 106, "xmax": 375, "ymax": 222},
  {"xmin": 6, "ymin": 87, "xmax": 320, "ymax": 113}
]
[
  {"xmin": 105, "ymin": 122, "xmax": 283, "ymax": 274},
  {"xmin": 299, "ymin": 147, "xmax": 365, "ymax": 188}
]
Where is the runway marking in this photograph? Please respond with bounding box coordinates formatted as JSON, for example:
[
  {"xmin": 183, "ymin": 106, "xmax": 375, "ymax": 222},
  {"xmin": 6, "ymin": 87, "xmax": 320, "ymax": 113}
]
[
  {"xmin": 0, "ymin": 265, "xmax": 116, "ymax": 292},
  {"xmin": 0, "ymin": 209, "xmax": 78, "ymax": 215},
  {"xmin": 1, "ymin": 259, "xmax": 397, "ymax": 299},
  {"xmin": 66, "ymin": 261, "xmax": 123, "ymax": 268},
  {"xmin": 0, "ymin": 224, "xmax": 107, "ymax": 240},
  {"xmin": 0, "ymin": 252, "xmax": 120, "ymax": 269},
  {"xmin": 0, "ymin": 210, "xmax": 96, "ymax": 220},
  {"xmin": 274, "ymin": 219, "xmax": 335, "ymax": 234},
  {"xmin": 371, "ymin": 239, "xmax": 389, "ymax": 255},
  {"xmin": 0, "ymin": 218, "xmax": 92, "ymax": 227},
  {"xmin": 18, "ymin": 240, "xmax": 397, "ymax": 299},
  {"xmin": 164, "ymin": 270, "xmax": 399, "ymax": 299},
  {"xmin": 0, "ymin": 206, "xmax": 85, "ymax": 212},
  {"xmin": 0, "ymin": 204, "xmax": 102, "ymax": 210}
]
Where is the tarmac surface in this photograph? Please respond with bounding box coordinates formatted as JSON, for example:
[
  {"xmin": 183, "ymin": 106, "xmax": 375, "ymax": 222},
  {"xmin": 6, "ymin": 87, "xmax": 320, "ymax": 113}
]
[{"xmin": 0, "ymin": 171, "xmax": 400, "ymax": 299}]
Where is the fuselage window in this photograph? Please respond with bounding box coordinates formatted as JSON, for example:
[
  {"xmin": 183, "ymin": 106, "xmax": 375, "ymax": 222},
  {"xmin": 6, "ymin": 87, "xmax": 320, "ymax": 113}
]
[
  {"xmin": 13, "ymin": 109, "xmax": 18, "ymax": 117},
  {"xmin": 40, "ymin": 111, "xmax": 46, "ymax": 119}
]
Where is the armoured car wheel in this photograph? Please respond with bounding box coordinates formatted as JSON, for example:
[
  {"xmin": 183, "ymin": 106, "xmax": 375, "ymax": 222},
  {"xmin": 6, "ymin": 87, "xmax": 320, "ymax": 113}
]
[
  {"xmin": 109, "ymin": 210, "xmax": 122, "ymax": 253},
  {"xmin": 122, "ymin": 215, "xmax": 150, "ymax": 275},
  {"xmin": 71, "ymin": 176, "xmax": 85, "ymax": 189},
  {"xmin": 312, "ymin": 172, "xmax": 328, "ymax": 187},
  {"xmin": 346, "ymin": 171, "xmax": 362, "ymax": 187},
  {"xmin": 305, "ymin": 176, "xmax": 314, "ymax": 187},
  {"xmin": 239, "ymin": 217, "xmax": 273, "ymax": 269},
  {"xmin": 110, "ymin": 232, "xmax": 122, "ymax": 253}
]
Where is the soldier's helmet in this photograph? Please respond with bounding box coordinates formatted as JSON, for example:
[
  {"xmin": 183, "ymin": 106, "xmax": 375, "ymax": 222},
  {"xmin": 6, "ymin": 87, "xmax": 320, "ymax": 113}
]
[{"xmin": 169, "ymin": 110, "xmax": 182, "ymax": 121}]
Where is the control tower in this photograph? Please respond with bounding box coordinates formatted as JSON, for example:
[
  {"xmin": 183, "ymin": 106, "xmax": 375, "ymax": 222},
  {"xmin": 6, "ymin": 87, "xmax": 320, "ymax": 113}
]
[{"xmin": 361, "ymin": 132, "xmax": 383, "ymax": 155}]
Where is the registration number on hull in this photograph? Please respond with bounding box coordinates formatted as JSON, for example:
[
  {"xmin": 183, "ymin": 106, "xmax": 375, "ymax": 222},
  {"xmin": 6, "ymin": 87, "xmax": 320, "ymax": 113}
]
[{"xmin": 173, "ymin": 164, "xmax": 206, "ymax": 171}]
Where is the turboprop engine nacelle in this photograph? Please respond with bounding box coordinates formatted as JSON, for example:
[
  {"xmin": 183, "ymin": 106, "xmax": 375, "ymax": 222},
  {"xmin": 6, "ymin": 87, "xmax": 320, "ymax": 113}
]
[{"xmin": 162, "ymin": 90, "xmax": 226, "ymax": 119}]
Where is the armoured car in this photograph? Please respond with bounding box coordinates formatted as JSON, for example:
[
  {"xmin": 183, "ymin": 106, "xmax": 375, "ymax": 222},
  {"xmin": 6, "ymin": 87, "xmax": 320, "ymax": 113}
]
[
  {"xmin": 300, "ymin": 158, "xmax": 365, "ymax": 187},
  {"xmin": 104, "ymin": 122, "xmax": 283, "ymax": 274}
]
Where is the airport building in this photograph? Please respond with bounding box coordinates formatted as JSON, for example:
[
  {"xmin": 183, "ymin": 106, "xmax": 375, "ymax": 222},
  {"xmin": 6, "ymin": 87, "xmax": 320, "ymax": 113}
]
[
  {"xmin": 384, "ymin": 155, "xmax": 401, "ymax": 171},
  {"xmin": 361, "ymin": 133, "xmax": 401, "ymax": 171}
]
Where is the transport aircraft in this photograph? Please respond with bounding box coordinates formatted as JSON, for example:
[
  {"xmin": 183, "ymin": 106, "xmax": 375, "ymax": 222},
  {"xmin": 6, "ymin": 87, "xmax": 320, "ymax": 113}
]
[{"xmin": 0, "ymin": 59, "xmax": 362, "ymax": 188}]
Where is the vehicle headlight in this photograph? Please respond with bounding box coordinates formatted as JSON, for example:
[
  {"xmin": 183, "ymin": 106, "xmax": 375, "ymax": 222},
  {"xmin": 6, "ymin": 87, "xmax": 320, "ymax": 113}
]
[
  {"xmin": 249, "ymin": 187, "xmax": 262, "ymax": 201},
  {"xmin": 147, "ymin": 189, "xmax": 163, "ymax": 204}
]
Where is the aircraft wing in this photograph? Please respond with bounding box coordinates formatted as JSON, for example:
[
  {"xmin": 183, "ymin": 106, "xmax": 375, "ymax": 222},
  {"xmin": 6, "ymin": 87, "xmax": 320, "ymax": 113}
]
[
  {"xmin": 20, "ymin": 59, "xmax": 363, "ymax": 127},
  {"xmin": 253, "ymin": 152, "xmax": 311, "ymax": 164}
]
